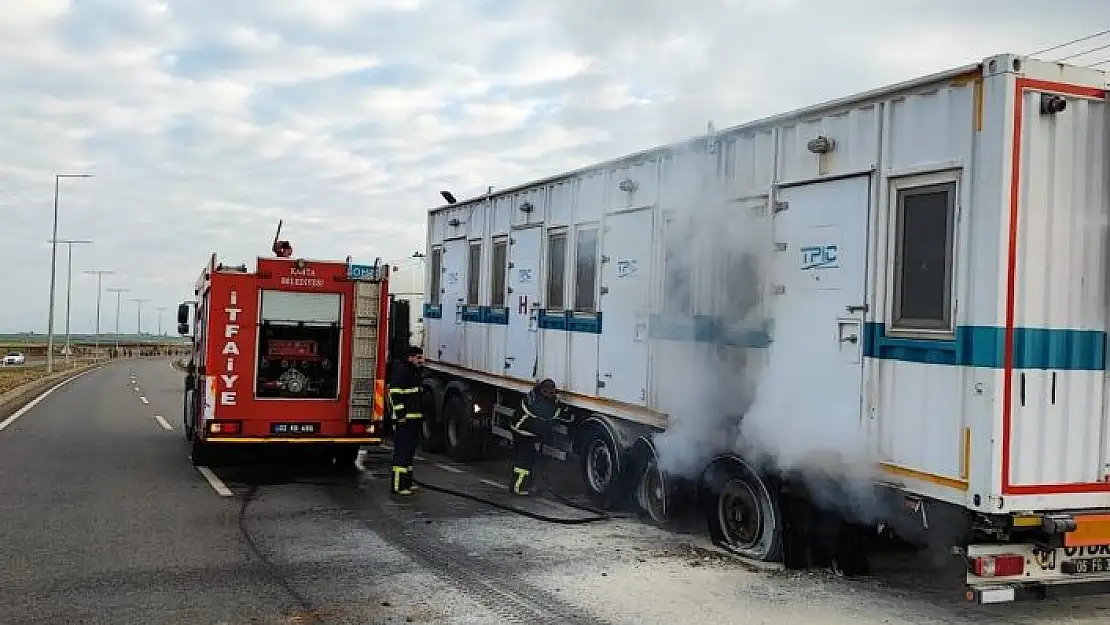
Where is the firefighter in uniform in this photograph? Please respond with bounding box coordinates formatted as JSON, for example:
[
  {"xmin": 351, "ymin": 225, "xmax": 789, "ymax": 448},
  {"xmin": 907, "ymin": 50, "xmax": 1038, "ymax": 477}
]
[
  {"xmin": 388, "ymin": 346, "xmax": 425, "ymax": 496},
  {"xmin": 510, "ymin": 378, "xmax": 563, "ymax": 496}
]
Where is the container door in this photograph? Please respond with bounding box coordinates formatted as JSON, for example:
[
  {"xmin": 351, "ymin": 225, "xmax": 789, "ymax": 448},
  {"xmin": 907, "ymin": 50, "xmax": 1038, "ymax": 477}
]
[
  {"xmin": 766, "ymin": 176, "xmax": 869, "ymax": 441},
  {"xmin": 438, "ymin": 238, "xmax": 468, "ymax": 365},
  {"xmin": 505, "ymin": 227, "xmax": 542, "ymax": 379},
  {"xmin": 598, "ymin": 209, "xmax": 654, "ymax": 406}
]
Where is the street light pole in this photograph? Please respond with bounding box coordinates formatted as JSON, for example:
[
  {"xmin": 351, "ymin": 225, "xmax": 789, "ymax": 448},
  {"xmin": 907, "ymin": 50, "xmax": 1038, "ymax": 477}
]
[
  {"xmin": 46, "ymin": 173, "xmax": 93, "ymax": 374},
  {"xmin": 49, "ymin": 238, "xmax": 93, "ymax": 364},
  {"xmin": 84, "ymin": 270, "xmax": 114, "ymax": 353},
  {"xmin": 107, "ymin": 287, "xmax": 129, "ymax": 355},
  {"xmin": 129, "ymin": 298, "xmax": 150, "ymax": 335},
  {"xmin": 155, "ymin": 306, "xmax": 167, "ymax": 336}
]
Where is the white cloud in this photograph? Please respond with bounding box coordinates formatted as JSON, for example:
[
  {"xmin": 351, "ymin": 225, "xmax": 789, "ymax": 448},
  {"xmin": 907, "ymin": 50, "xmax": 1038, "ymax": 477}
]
[{"xmin": 0, "ymin": 0, "xmax": 1106, "ymax": 334}]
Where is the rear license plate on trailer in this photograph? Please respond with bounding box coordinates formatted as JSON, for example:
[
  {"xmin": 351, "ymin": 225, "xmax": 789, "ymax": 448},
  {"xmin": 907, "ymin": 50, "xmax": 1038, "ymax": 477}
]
[
  {"xmin": 270, "ymin": 422, "xmax": 319, "ymax": 435},
  {"xmin": 1063, "ymin": 556, "xmax": 1110, "ymax": 575}
]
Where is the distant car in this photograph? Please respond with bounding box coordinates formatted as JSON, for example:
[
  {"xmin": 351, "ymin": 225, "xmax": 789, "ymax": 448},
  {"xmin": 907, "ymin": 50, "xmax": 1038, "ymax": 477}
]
[{"xmin": 3, "ymin": 351, "xmax": 26, "ymax": 366}]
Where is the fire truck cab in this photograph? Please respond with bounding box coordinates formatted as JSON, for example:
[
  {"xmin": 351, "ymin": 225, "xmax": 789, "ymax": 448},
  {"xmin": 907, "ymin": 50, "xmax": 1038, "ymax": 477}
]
[{"xmin": 177, "ymin": 251, "xmax": 391, "ymax": 469}]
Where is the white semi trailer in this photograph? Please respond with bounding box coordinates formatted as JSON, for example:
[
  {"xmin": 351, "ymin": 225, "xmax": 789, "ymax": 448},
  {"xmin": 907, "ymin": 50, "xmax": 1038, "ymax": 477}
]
[{"xmin": 417, "ymin": 53, "xmax": 1110, "ymax": 603}]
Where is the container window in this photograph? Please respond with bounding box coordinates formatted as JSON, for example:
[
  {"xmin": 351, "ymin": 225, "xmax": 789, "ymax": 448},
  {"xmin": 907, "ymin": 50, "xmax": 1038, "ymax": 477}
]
[
  {"xmin": 721, "ymin": 252, "xmax": 760, "ymax": 322},
  {"xmin": 892, "ymin": 180, "xmax": 956, "ymax": 333},
  {"xmin": 574, "ymin": 228, "xmax": 599, "ymax": 312},
  {"xmin": 663, "ymin": 221, "xmax": 692, "ymax": 316},
  {"xmin": 467, "ymin": 242, "xmax": 482, "ymax": 305},
  {"xmin": 547, "ymin": 232, "xmax": 567, "ymax": 310},
  {"xmin": 491, "ymin": 239, "xmax": 508, "ymax": 308},
  {"xmin": 430, "ymin": 248, "xmax": 443, "ymax": 306}
]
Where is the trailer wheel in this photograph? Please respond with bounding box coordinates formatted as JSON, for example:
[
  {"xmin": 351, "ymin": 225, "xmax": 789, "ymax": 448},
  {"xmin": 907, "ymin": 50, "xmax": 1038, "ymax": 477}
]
[
  {"xmin": 443, "ymin": 392, "xmax": 482, "ymax": 462},
  {"xmin": 420, "ymin": 389, "xmax": 446, "ymax": 453},
  {"xmin": 637, "ymin": 455, "xmax": 669, "ymax": 525},
  {"xmin": 580, "ymin": 427, "xmax": 620, "ymax": 507},
  {"xmin": 702, "ymin": 457, "xmax": 783, "ymax": 562}
]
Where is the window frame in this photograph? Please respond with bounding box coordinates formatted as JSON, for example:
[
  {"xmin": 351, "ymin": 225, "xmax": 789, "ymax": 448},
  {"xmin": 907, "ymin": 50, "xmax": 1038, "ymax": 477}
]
[
  {"xmin": 490, "ymin": 237, "xmax": 508, "ymax": 309},
  {"xmin": 661, "ymin": 215, "xmax": 694, "ymax": 317},
  {"xmin": 888, "ymin": 170, "xmax": 960, "ymax": 339},
  {"xmin": 545, "ymin": 229, "xmax": 569, "ymax": 311},
  {"xmin": 573, "ymin": 225, "xmax": 600, "ymax": 313},
  {"xmin": 466, "ymin": 240, "xmax": 482, "ymax": 306},
  {"xmin": 429, "ymin": 247, "xmax": 443, "ymax": 307}
]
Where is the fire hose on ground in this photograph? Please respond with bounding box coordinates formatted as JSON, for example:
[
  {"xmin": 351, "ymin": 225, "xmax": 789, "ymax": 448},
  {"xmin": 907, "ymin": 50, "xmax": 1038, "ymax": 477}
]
[{"xmin": 361, "ymin": 445, "xmax": 616, "ymax": 525}]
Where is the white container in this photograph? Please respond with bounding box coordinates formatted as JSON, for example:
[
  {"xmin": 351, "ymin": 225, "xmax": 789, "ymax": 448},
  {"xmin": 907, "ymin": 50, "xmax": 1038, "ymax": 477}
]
[{"xmin": 423, "ymin": 53, "xmax": 1110, "ymax": 519}]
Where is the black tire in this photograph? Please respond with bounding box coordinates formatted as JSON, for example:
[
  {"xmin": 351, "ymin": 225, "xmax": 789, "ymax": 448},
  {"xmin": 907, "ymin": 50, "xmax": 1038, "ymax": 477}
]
[
  {"xmin": 443, "ymin": 392, "xmax": 482, "ymax": 462},
  {"xmin": 702, "ymin": 457, "xmax": 783, "ymax": 562},
  {"xmin": 190, "ymin": 438, "xmax": 212, "ymax": 467},
  {"xmin": 331, "ymin": 444, "xmax": 361, "ymax": 473},
  {"xmin": 579, "ymin": 426, "xmax": 621, "ymax": 508},
  {"xmin": 420, "ymin": 388, "xmax": 446, "ymax": 453},
  {"xmin": 182, "ymin": 388, "xmax": 197, "ymax": 442},
  {"xmin": 637, "ymin": 455, "xmax": 670, "ymax": 526}
]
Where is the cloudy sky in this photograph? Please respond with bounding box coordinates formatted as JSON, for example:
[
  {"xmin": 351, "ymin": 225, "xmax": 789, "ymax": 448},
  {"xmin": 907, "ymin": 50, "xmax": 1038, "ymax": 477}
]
[{"xmin": 0, "ymin": 0, "xmax": 1106, "ymax": 334}]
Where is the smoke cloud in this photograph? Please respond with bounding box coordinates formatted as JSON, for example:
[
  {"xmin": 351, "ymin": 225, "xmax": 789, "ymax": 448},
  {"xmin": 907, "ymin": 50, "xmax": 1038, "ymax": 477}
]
[{"xmin": 544, "ymin": 0, "xmax": 887, "ymax": 525}]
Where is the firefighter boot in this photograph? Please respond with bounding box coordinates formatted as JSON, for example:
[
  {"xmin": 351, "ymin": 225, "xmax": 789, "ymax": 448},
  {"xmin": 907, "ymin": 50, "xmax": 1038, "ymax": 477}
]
[
  {"xmin": 512, "ymin": 466, "xmax": 532, "ymax": 496},
  {"xmin": 408, "ymin": 466, "xmax": 419, "ymax": 492},
  {"xmin": 391, "ymin": 466, "xmax": 413, "ymax": 495}
]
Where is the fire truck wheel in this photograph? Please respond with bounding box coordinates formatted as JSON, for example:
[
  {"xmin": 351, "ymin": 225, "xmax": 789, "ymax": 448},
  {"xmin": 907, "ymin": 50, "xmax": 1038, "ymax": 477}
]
[
  {"xmin": 190, "ymin": 439, "xmax": 213, "ymax": 467},
  {"xmin": 331, "ymin": 445, "xmax": 361, "ymax": 472},
  {"xmin": 182, "ymin": 388, "xmax": 197, "ymax": 442}
]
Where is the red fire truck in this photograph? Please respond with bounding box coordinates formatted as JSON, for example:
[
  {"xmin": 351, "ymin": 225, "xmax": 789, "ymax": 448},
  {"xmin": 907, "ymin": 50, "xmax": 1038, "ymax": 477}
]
[{"xmin": 176, "ymin": 235, "xmax": 392, "ymax": 469}]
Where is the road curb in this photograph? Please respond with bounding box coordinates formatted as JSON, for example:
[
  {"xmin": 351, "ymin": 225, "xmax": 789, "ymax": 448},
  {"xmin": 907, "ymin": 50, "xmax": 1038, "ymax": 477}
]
[{"xmin": 0, "ymin": 360, "xmax": 108, "ymax": 421}]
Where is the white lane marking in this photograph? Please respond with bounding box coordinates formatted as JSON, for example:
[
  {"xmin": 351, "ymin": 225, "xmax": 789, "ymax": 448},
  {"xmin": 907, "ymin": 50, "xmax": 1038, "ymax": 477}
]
[
  {"xmin": 480, "ymin": 478, "xmax": 507, "ymax": 490},
  {"xmin": 415, "ymin": 455, "xmax": 427, "ymax": 461},
  {"xmin": 153, "ymin": 414, "xmax": 173, "ymax": 431},
  {"xmin": 197, "ymin": 467, "xmax": 234, "ymax": 497},
  {"xmin": 0, "ymin": 368, "xmax": 99, "ymax": 433},
  {"xmin": 435, "ymin": 463, "xmax": 464, "ymax": 474},
  {"xmin": 140, "ymin": 396, "xmax": 149, "ymax": 405}
]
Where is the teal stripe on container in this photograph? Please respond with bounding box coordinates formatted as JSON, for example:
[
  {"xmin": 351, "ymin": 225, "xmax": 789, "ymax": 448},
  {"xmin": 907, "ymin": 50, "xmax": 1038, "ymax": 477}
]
[
  {"xmin": 648, "ymin": 315, "xmax": 772, "ymax": 348},
  {"xmin": 538, "ymin": 310, "xmax": 602, "ymax": 334},
  {"xmin": 864, "ymin": 323, "xmax": 1105, "ymax": 370},
  {"xmin": 422, "ymin": 304, "xmax": 1105, "ymax": 370}
]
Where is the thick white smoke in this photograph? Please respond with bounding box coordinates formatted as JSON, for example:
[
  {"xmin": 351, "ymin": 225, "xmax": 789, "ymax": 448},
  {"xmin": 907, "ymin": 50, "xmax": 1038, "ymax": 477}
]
[{"xmin": 545, "ymin": 0, "xmax": 885, "ymax": 523}]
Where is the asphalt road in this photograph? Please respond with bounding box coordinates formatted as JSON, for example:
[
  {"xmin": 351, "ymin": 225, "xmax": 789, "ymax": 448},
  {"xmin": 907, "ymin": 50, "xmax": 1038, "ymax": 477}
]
[
  {"xmin": 4, "ymin": 359, "xmax": 1110, "ymax": 625},
  {"xmin": 0, "ymin": 359, "xmax": 618, "ymax": 625}
]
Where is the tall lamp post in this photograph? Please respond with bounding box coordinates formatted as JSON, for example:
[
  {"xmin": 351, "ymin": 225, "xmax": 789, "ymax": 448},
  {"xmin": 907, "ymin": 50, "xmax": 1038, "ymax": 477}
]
[
  {"xmin": 129, "ymin": 297, "xmax": 150, "ymax": 335},
  {"xmin": 49, "ymin": 238, "xmax": 93, "ymax": 364},
  {"xmin": 83, "ymin": 269, "xmax": 114, "ymax": 354},
  {"xmin": 46, "ymin": 173, "xmax": 93, "ymax": 373},
  {"xmin": 107, "ymin": 287, "xmax": 129, "ymax": 355},
  {"xmin": 155, "ymin": 306, "xmax": 167, "ymax": 336}
]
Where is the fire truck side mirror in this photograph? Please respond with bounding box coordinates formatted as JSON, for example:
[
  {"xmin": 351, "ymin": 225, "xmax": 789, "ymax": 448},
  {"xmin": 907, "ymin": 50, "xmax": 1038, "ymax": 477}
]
[{"xmin": 176, "ymin": 303, "xmax": 191, "ymax": 336}]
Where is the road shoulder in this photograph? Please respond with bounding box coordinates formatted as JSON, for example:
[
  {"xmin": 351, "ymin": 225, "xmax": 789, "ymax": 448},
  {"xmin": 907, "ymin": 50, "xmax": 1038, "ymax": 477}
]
[{"xmin": 0, "ymin": 360, "xmax": 109, "ymax": 422}]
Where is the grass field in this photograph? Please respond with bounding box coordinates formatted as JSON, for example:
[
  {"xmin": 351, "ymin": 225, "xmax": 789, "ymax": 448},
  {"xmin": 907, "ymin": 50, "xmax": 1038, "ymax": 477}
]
[
  {"xmin": 0, "ymin": 359, "xmax": 108, "ymax": 396},
  {"xmin": 0, "ymin": 364, "xmax": 49, "ymax": 395}
]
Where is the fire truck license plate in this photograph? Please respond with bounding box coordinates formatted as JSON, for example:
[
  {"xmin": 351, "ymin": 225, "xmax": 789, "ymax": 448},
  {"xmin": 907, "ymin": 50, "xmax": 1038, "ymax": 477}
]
[
  {"xmin": 271, "ymin": 422, "xmax": 318, "ymax": 435},
  {"xmin": 1064, "ymin": 557, "xmax": 1110, "ymax": 575}
]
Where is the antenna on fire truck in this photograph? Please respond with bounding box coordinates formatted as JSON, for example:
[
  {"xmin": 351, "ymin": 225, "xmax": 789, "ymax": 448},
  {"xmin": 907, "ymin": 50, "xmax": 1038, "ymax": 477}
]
[{"xmin": 272, "ymin": 220, "xmax": 293, "ymax": 258}]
